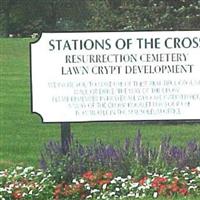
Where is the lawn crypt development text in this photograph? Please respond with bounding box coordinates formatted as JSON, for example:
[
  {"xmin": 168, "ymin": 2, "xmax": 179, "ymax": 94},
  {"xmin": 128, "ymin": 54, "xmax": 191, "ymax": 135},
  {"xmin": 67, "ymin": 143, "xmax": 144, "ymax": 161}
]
[{"xmin": 48, "ymin": 36, "xmax": 199, "ymax": 76}]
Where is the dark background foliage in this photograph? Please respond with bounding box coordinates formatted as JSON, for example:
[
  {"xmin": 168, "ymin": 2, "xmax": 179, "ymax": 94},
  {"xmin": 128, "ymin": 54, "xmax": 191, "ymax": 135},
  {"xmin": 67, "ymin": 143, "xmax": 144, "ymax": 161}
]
[{"xmin": 0, "ymin": 0, "xmax": 200, "ymax": 36}]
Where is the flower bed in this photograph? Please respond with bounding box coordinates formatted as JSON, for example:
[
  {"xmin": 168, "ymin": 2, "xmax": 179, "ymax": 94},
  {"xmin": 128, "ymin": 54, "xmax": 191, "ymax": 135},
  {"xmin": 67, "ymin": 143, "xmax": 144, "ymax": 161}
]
[
  {"xmin": 1, "ymin": 166, "xmax": 199, "ymax": 199},
  {"xmin": 1, "ymin": 132, "xmax": 200, "ymax": 199}
]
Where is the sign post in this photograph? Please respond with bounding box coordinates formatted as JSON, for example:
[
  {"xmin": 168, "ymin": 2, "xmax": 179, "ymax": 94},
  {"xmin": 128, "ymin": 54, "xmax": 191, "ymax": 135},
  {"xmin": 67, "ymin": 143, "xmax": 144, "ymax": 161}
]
[
  {"xmin": 30, "ymin": 31, "xmax": 200, "ymax": 149},
  {"xmin": 60, "ymin": 122, "xmax": 71, "ymax": 154}
]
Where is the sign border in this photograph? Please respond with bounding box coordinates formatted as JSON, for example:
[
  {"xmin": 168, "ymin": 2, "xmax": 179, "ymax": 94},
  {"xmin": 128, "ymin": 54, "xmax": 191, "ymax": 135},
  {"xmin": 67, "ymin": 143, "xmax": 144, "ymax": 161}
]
[{"xmin": 29, "ymin": 30, "xmax": 200, "ymax": 123}]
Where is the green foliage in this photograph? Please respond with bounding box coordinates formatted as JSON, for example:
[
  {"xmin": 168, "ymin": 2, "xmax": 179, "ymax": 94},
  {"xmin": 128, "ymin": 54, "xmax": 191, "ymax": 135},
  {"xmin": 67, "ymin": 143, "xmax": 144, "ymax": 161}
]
[
  {"xmin": 86, "ymin": 0, "xmax": 200, "ymax": 31},
  {"xmin": 0, "ymin": 0, "xmax": 199, "ymax": 36}
]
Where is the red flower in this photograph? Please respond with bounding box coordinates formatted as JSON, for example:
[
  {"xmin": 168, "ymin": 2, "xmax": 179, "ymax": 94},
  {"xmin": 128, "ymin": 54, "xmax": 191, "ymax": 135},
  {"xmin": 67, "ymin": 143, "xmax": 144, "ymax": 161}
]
[
  {"xmin": 151, "ymin": 177, "xmax": 167, "ymax": 188},
  {"xmin": 54, "ymin": 184, "xmax": 63, "ymax": 199},
  {"xmin": 97, "ymin": 179, "xmax": 111, "ymax": 186},
  {"xmin": 12, "ymin": 190, "xmax": 23, "ymax": 199},
  {"xmin": 158, "ymin": 184, "xmax": 167, "ymax": 194},
  {"xmin": 103, "ymin": 172, "xmax": 113, "ymax": 179},
  {"xmin": 82, "ymin": 171, "xmax": 96, "ymax": 181},
  {"xmin": 179, "ymin": 188, "xmax": 188, "ymax": 196},
  {"xmin": 139, "ymin": 176, "xmax": 148, "ymax": 185},
  {"xmin": 170, "ymin": 183, "xmax": 179, "ymax": 192}
]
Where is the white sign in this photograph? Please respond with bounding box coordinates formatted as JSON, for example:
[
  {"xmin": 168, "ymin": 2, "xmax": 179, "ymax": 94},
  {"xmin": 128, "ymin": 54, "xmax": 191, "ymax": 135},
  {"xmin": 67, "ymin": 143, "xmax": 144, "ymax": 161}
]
[{"xmin": 30, "ymin": 31, "xmax": 200, "ymax": 122}]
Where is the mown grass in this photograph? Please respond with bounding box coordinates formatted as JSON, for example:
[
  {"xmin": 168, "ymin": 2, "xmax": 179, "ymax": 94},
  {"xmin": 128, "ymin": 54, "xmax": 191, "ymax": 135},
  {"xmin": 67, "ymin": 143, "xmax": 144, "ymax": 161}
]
[{"xmin": 0, "ymin": 38, "xmax": 200, "ymax": 172}]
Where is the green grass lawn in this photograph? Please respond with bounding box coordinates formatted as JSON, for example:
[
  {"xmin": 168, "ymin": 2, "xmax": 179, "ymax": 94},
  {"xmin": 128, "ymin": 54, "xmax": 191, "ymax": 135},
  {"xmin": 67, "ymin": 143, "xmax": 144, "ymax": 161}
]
[{"xmin": 0, "ymin": 38, "xmax": 200, "ymax": 170}]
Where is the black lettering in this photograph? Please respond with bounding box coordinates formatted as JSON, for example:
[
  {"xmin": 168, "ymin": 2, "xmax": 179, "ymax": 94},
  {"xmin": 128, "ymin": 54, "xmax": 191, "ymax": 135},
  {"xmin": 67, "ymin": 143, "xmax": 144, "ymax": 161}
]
[
  {"xmin": 49, "ymin": 39, "xmax": 55, "ymax": 51},
  {"xmin": 105, "ymin": 39, "xmax": 111, "ymax": 50},
  {"xmin": 63, "ymin": 40, "xmax": 71, "ymax": 50},
  {"xmin": 116, "ymin": 39, "xmax": 126, "ymax": 49},
  {"xmin": 56, "ymin": 39, "xmax": 62, "ymax": 50}
]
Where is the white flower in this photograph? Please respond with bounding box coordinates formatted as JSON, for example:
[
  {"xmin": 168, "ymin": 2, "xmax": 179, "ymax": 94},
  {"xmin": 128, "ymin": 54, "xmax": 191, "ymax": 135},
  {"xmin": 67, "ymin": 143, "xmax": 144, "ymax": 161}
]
[
  {"xmin": 102, "ymin": 184, "xmax": 107, "ymax": 190},
  {"xmin": 23, "ymin": 166, "xmax": 34, "ymax": 174},
  {"xmin": 127, "ymin": 192, "xmax": 135, "ymax": 197},
  {"xmin": 0, "ymin": 170, "xmax": 7, "ymax": 177},
  {"xmin": 188, "ymin": 185, "xmax": 197, "ymax": 191},
  {"xmin": 109, "ymin": 192, "xmax": 116, "ymax": 196},
  {"xmin": 153, "ymin": 173, "xmax": 159, "ymax": 177},
  {"xmin": 72, "ymin": 179, "xmax": 78, "ymax": 184},
  {"xmin": 135, "ymin": 192, "xmax": 139, "ymax": 198},
  {"xmin": 91, "ymin": 189, "xmax": 100, "ymax": 194},
  {"xmin": 7, "ymin": 190, "xmax": 12, "ymax": 194},
  {"xmin": 0, "ymin": 188, "xmax": 6, "ymax": 192},
  {"xmin": 29, "ymin": 190, "xmax": 33, "ymax": 195},
  {"xmin": 36, "ymin": 171, "xmax": 43, "ymax": 176},
  {"xmin": 111, "ymin": 179, "xmax": 116, "ymax": 184},
  {"xmin": 86, "ymin": 195, "xmax": 92, "ymax": 199},
  {"xmin": 130, "ymin": 182, "xmax": 139, "ymax": 188},
  {"xmin": 79, "ymin": 178, "xmax": 85, "ymax": 183},
  {"xmin": 115, "ymin": 187, "xmax": 120, "ymax": 192},
  {"xmin": 40, "ymin": 177, "xmax": 48, "ymax": 184},
  {"xmin": 16, "ymin": 166, "xmax": 23, "ymax": 171},
  {"xmin": 86, "ymin": 185, "xmax": 90, "ymax": 190},
  {"xmin": 115, "ymin": 177, "xmax": 122, "ymax": 181},
  {"xmin": 153, "ymin": 192, "xmax": 158, "ymax": 198},
  {"xmin": 47, "ymin": 173, "xmax": 52, "ymax": 178},
  {"xmin": 121, "ymin": 178, "xmax": 127, "ymax": 182},
  {"xmin": 0, "ymin": 195, "xmax": 5, "ymax": 200},
  {"xmin": 122, "ymin": 183, "xmax": 126, "ymax": 188},
  {"xmin": 85, "ymin": 183, "xmax": 90, "ymax": 187},
  {"xmin": 127, "ymin": 175, "xmax": 132, "ymax": 180}
]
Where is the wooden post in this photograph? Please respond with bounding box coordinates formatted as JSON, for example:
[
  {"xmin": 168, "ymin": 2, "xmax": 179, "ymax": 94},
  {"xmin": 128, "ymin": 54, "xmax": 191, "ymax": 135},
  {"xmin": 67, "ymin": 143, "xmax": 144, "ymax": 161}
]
[{"xmin": 61, "ymin": 122, "xmax": 71, "ymax": 154}]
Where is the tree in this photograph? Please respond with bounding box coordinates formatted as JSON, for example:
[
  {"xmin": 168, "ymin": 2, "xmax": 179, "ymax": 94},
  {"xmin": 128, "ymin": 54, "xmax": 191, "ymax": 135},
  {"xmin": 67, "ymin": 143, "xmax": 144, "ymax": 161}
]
[
  {"xmin": 41, "ymin": 0, "xmax": 88, "ymax": 31},
  {"xmin": 86, "ymin": 0, "xmax": 200, "ymax": 31},
  {"xmin": 0, "ymin": 0, "xmax": 15, "ymax": 36},
  {"xmin": 0, "ymin": 0, "xmax": 89, "ymax": 36},
  {"xmin": 1, "ymin": 0, "xmax": 199, "ymax": 36}
]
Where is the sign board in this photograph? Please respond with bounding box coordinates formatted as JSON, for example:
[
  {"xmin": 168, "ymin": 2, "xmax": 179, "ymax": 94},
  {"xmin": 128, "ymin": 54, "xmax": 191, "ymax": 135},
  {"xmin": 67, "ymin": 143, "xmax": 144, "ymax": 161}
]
[{"xmin": 30, "ymin": 31, "xmax": 200, "ymax": 122}]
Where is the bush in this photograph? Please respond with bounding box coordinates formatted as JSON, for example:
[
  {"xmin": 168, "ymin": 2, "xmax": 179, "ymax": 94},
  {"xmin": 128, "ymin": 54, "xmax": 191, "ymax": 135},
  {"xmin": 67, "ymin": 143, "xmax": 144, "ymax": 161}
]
[{"xmin": 40, "ymin": 130, "xmax": 200, "ymax": 182}]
